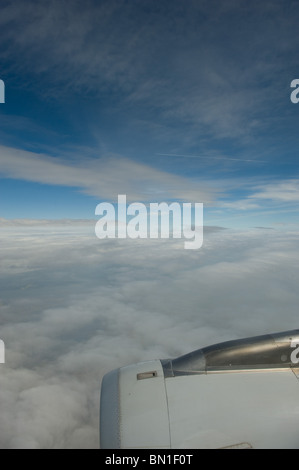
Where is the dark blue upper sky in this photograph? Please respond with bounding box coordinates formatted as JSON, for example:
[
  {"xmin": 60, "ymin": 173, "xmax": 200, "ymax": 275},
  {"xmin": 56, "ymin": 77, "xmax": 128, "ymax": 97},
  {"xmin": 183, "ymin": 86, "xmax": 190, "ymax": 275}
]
[{"xmin": 1, "ymin": 0, "xmax": 299, "ymax": 228}]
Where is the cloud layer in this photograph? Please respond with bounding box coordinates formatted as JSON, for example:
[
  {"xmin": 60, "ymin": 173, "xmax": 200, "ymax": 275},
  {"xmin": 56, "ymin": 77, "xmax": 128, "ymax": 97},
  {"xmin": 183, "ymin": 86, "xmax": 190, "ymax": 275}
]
[{"xmin": 0, "ymin": 221, "xmax": 298, "ymax": 448}]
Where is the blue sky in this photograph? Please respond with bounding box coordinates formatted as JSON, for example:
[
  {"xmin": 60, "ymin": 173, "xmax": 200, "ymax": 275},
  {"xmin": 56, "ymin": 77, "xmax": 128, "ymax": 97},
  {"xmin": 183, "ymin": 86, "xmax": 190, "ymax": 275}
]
[{"xmin": 1, "ymin": 0, "xmax": 299, "ymax": 228}]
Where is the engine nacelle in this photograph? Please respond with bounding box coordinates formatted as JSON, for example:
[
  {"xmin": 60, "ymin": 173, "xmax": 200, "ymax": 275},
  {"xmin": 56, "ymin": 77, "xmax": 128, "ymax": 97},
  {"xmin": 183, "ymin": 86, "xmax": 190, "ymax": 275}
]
[{"xmin": 100, "ymin": 329, "xmax": 299, "ymax": 449}]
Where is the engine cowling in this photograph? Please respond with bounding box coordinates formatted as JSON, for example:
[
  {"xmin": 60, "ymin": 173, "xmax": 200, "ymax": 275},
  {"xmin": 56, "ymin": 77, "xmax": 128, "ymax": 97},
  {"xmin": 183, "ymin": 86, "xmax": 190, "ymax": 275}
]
[{"xmin": 100, "ymin": 329, "xmax": 299, "ymax": 449}]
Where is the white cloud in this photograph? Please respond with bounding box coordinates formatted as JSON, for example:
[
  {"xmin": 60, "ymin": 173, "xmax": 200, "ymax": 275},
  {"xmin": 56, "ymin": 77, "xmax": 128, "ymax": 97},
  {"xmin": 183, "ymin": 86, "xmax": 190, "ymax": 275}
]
[
  {"xmin": 0, "ymin": 221, "xmax": 298, "ymax": 447},
  {"xmin": 0, "ymin": 145, "xmax": 214, "ymax": 203},
  {"xmin": 219, "ymin": 199, "xmax": 261, "ymax": 211},
  {"xmin": 250, "ymin": 180, "xmax": 299, "ymax": 202}
]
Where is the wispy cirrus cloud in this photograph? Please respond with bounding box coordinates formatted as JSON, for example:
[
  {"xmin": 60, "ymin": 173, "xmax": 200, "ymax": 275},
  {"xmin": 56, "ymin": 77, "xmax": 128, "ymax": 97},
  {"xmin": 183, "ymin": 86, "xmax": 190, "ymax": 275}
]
[
  {"xmin": 1, "ymin": 0, "xmax": 296, "ymax": 143},
  {"xmin": 250, "ymin": 180, "xmax": 299, "ymax": 203},
  {"xmin": 0, "ymin": 145, "xmax": 214, "ymax": 203}
]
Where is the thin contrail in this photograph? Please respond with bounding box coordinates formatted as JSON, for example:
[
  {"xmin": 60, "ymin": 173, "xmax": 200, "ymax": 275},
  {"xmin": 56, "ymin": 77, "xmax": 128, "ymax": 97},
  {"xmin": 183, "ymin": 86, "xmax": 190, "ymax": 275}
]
[{"xmin": 157, "ymin": 153, "xmax": 267, "ymax": 163}]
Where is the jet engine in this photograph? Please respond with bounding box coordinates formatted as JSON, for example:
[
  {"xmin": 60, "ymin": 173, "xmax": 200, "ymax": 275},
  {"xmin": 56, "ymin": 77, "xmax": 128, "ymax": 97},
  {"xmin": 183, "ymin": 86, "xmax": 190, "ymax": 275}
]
[{"xmin": 100, "ymin": 329, "xmax": 299, "ymax": 449}]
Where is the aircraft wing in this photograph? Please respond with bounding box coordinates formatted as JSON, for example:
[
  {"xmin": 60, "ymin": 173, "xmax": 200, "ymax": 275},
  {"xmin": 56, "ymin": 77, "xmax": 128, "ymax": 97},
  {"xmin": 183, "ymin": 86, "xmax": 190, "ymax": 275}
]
[{"xmin": 100, "ymin": 329, "xmax": 299, "ymax": 449}]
